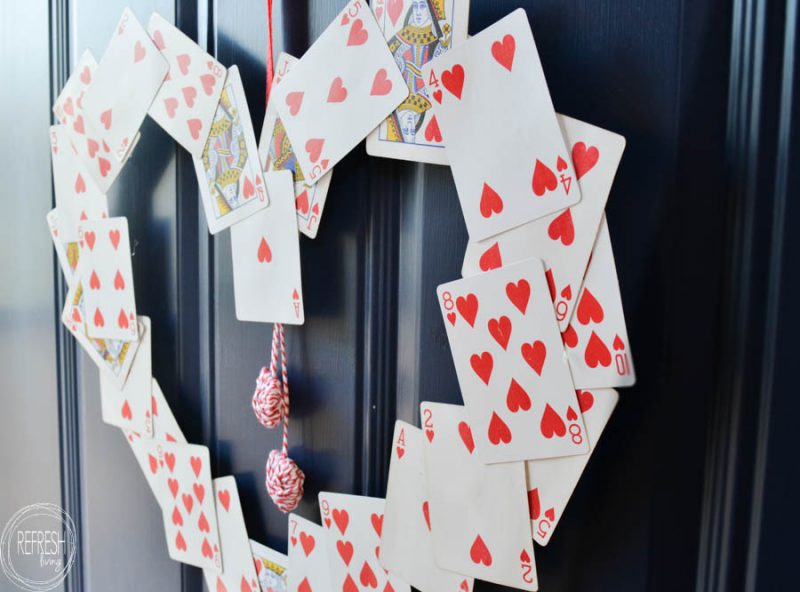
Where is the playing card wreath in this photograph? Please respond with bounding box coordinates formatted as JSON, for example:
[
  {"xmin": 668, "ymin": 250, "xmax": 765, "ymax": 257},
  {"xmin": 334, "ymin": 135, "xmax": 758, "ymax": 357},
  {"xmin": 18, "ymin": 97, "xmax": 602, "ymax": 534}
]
[{"xmin": 47, "ymin": 2, "xmax": 635, "ymax": 590}]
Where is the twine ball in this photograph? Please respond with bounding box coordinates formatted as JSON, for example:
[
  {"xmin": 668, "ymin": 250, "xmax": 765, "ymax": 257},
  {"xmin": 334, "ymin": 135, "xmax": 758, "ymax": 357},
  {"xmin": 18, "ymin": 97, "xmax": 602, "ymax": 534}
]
[
  {"xmin": 252, "ymin": 367, "xmax": 283, "ymax": 428},
  {"xmin": 265, "ymin": 449, "xmax": 305, "ymax": 513}
]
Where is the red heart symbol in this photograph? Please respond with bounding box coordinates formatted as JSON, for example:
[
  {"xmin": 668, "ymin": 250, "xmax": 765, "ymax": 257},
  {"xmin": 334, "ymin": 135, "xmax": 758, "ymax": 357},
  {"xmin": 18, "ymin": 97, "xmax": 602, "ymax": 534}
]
[
  {"xmin": 528, "ymin": 488, "xmax": 541, "ymax": 519},
  {"xmin": 387, "ymin": 0, "xmax": 403, "ymax": 25},
  {"xmin": 73, "ymin": 115, "xmax": 85, "ymax": 135},
  {"xmin": 506, "ymin": 378, "xmax": 531, "ymax": 412},
  {"xmin": 182, "ymin": 86, "xmax": 197, "ymax": 108},
  {"xmin": 460, "ymin": 581, "xmax": 469, "ymax": 592},
  {"xmin": 182, "ymin": 493, "xmax": 194, "ymax": 514},
  {"xmin": 521, "ymin": 340, "xmax": 546, "ymax": 375},
  {"xmin": 193, "ymin": 483, "xmax": 205, "ymax": 504},
  {"xmin": 148, "ymin": 454, "xmax": 158, "ymax": 474},
  {"xmin": 164, "ymin": 97, "xmax": 179, "ymax": 118},
  {"xmin": 73, "ymin": 174, "xmax": 87, "ymax": 196},
  {"xmin": 100, "ymin": 109, "xmax": 112, "ymax": 130},
  {"xmin": 201, "ymin": 538, "xmax": 213, "ymax": 559},
  {"xmin": 305, "ymin": 138, "xmax": 324, "ymax": 163},
  {"xmin": 567, "ymin": 406, "xmax": 578, "ymax": 421},
  {"xmin": 300, "ymin": 531, "xmax": 315, "ymax": 556},
  {"xmin": 545, "ymin": 508, "xmax": 556, "ymax": 522},
  {"xmin": 479, "ymin": 242, "xmax": 502, "ymax": 271},
  {"xmin": 532, "ymin": 159, "xmax": 558, "ymax": 196},
  {"xmin": 347, "ymin": 19, "xmax": 368, "ymax": 46},
  {"xmin": 521, "ymin": 549, "xmax": 532, "ymax": 565},
  {"xmin": 114, "ymin": 270, "xmax": 125, "ymax": 290},
  {"xmin": 218, "ymin": 489, "xmax": 231, "ymax": 511},
  {"xmin": 102, "ymin": 140, "xmax": 110, "ymax": 153},
  {"xmin": 117, "ymin": 309, "xmax": 129, "ymax": 329},
  {"xmin": 327, "ymin": 77, "xmax": 348, "ymax": 102},
  {"xmin": 168, "ymin": 478, "xmax": 179, "ymax": 497},
  {"xmin": 540, "ymin": 404, "xmax": 566, "ymax": 438},
  {"xmin": 371, "ymin": 513, "xmax": 383, "ymax": 537},
  {"xmin": 200, "ymin": 74, "xmax": 216, "ymax": 96},
  {"xmin": 479, "ymin": 183, "xmax": 503, "ymax": 218},
  {"xmin": 548, "ymin": 209, "xmax": 575, "ymax": 246},
  {"xmin": 165, "ymin": 452, "xmax": 176, "ymax": 472},
  {"xmin": 455, "ymin": 293, "xmax": 478, "ymax": 326},
  {"xmin": 343, "ymin": 574, "xmax": 358, "ymax": 592},
  {"xmin": 424, "ymin": 115, "xmax": 442, "ymax": 142},
  {"xmin": 577, "ymin": 288, "xmax": 604, "ymax": 325},
  {"xmin": 396, "ymin": 445, "xmax": 404, "ymax": 459},
  {"xmin": 585, "ymin": 331, "xmax": 611, "ymax": 368},
  {"xmin": 370, "ymin": 68, "xmax": 392, "ymax": 96},
  {"xmin": 469, "ymin": 535, "xmax": 492, "ymax": 566},
  {"xmin": 87, "ymin": 138, "xmax": 99, "ymax": 157},
  {"xmin": 491, "ymin": 34, "xmax": 516, "ymax": 71},
  {"xmin": 80, "ymin": 66, "xmax": 91, "ymax": 85},
  {"xmin": 562, "ymin": 285, "xmax": 573, "ymax": 300},
  {"xmin": 333, "ymin": 508, "xmax": 349, "ymax": 534},
  {"xmin": 442, "ymin": 65, "xmax": 465, "ymax": 99},
  {"xmin": 336, "ymin": 539, "xmax": 353, "ymax": 565},
  {"xmin": 63, "ymin": 97, "xmax": 74, "ymax": 117},
  {"xmin": 458, "ymin": 421, "xmax": 474, "ymax": 454},
  {"xmin": 487, "ymin": 412, "xmax": 512, "ymax": 445},
  {"xmin": 432, "ymin": 89, "xmax": 442, "ymax": 104},
  {"xmin": 470, "ymin": 352, "xmax": 493, "ymax": 385},
  {"xmin": 133, "ymin": 41, "xmax": 146, "ymax": 63},
  {"xmin": 187, "ymin": 118, "xmax": 203, "ymax": 140},
  {"xmin": 562, "ymin": 324, "xmax": 578, "ymax": 348},
  {"xmin": 171, "ymin": 506, "xmax": 183, "ymax": 526},
  {"xmin": 425, "ymin": 429, "xmax": 434, "ymax": 442},
  {"xmin": 613, "ymin": 335, "xmax": 626, "ymax": 351},
  {"xmin": 341, "ymin": 13, "xmax": 350, "ymax": 25},
  {"xmin": 557, "ymin": 156, "xmax": 568, "ymax": 172},
  {"xmin": 198, "ymin": 511, "xmax": 210, "ymax": 533},
  {"xmin": 89, "ymin": 270, "xmax": 101, "ymax": 290},
  {"xmin": 240, "ymin": 176, "xmax": 254, "ymax": 200},
  {"xmin": 121, "ymin": 400, "xmax": 132, "ymax": 420},
  {"xmin": 285, "ymin": 91, "xmax": 304, "ymax": 115},
  {"xmin": 152, "ymin": 30, "xmax": 165, "ymax": 50},
  {"xmin": 296, "ymin": 190, "xmax": 310, "ymax": 214},
  {"xmin": 422, "ymin": 501, "xmax": 431, "ymax": 530},
  {"xmin": 487, "ymin": 315, "xmax": 512, "ymax": 350},
  {"xmin": 98, "ymin": 157, "xmax": 112, "ymax": 177},
  {"xmin": 71, "ymin": 308, "xmax": 81, "ymax": 323},
  {"xmin": 446, "ymin": 312, "xmax": 456, "ymax": 326},
  {"xmin": 108, "ymin": 229, "xmax": 121, "ymax": 250},
  {"xmin": 359, "ymin": 561, "xmax": 377, "ymax": 588},
  {"xmin": 577, "ymin": 390, "xmax": 595, "ymax": 412},
  {"xmin": 216, "ymin": 577, "xmax": 228, "ymax": 592},
  {"xmin": 175, "ymin": 532, "xmax": 187, "ymax": 551},
  {"xmin": 177, "ymin": 53, "xmax": 191, "ymax": 75},
  {"xmin": 572, "ymin": 142, "xmax": 600, "ymax": 179},
  {"xmin": 506, "ymin": 279, "xmax": 531, "ymax": 314},
  {"xmin": 257, "ymin": 237, "xmax": 272, "ymax": 263},
  {"xmin": 298, "ymin": 578, "xmax": 312, "ymax": 592},
  {"xmin": 93, "ymin": 308, "xmax": 104, "ymax": 327},
  {"xmin": 191, "ymin": 455, "xmax": 203, "ymax": 477}
]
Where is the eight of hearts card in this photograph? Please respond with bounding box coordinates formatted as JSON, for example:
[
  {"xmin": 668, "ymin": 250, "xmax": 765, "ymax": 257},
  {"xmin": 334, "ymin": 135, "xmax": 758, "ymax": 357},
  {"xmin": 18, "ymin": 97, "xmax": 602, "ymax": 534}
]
[
  {"xmin": 250, "ymin": 540, "xmax": 289, "ymax": 592},
  {"xmin": 381, "ymin": 421, "xmax": 474, "ymax": 592},
  {"xmin": 258, "ymin": 52, "xmax": 334, "ymax": 239},
  {"xmin": 437, "ymin": 258, "xmax": 589, "ymax": 463},
  {"xmin": 192, "ymin": 65, "xmax": 269, "ymax": 234},
  {"xmin": 271, "ymin": 0, "xmax": 407, "ymax": 185},
  {"xmin": 462, "ymin": 115, "xmax": 626, "ymax": 331},
  {"xmin": 422, "ymin": 8, "xmax": 581, "ymax": 241},
  {"xmin": 366, "ymin": 0, "xmax": 470, "ymax": 165},
  {"xmin": 287, "ymin": 513, "xmax": 334, "ymax": 592},
  {"xmin": 420, "ymin": 402, "xmax": 537, "ymax": 590},
  {"xmin": 147, "ymin": 13, "xmax": 227, "ymax": 156},
  {"xmin": 562, "ymin": 216, "xmax": 636, "ymax": 389},
  {"xmin": 319, "ymin": 492, "xmax": 411, "ymax": 592},
  {"xmin": 526, "ymin": 388, "xmax": 618, "ymax": 546}
]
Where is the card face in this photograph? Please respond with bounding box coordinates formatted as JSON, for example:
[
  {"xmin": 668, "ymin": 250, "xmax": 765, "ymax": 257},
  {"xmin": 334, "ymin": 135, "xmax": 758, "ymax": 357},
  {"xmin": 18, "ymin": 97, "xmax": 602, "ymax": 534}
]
[
  {"xmin": 463, "ymin": 115, "xmax": 625, "ymax": 331},
  {"xmin": 526, "ymin": 388, "xmax": 618, "ymax": 546},
  {"xmin": 382, "ymin": 421, "xmax": 474, "ymax": 592},
  {"xmin": 258, "ymin": 52, "xmax": 334, "ymax": 239},
  {"xmin": 422, "ymin": 9, "xmax": 580, "ymax": 240},
  {"xmin": 438, "ymin": 258, "xmax": 588, "ymax": 463},
  {"xmin": 319, "ymin": 492, "xmax": 411, "ymax": 592},
  {"xmin": 365, "ymin": 0, "xmax": 470, "ymax": 165},
  {"xmin": 563, "ymin": 217, "xmax": 635, "ymax": 388},
  {"xmin": 82, "ymin": 7, "xmax": 168, "ymax": 163},
  {"xmin": 287, "ymin": 514, "xmax": 333, "ymax": 592},
  {"xmin": 203, "ymin": 477, "xmax": 261, "ymax": 592},
  {"xmin": 272, "ymin": 0, "xmax": 407, "ymax": 185},
  {"xmin": 250, "ymin": 540, "xmax": 289, "ymax": 592},
  {"xmin": 79, "ymin": 217, "xmax": 138, "ymax": 341},
  {"xmin": 147, "ymin": 13, "xmax": 227, "ymax": 156},
  {"xmin": 420, "ymin": 402, "xmax": 537, "ymax": 590},
  {"xmin": 193, "ymin": 65, "xmax": 270, "ymax": 234},
  {"xmin": 46, "ymin": 209, "xmax": 80, "ymax": 287},
  {"xmin": 157, "ymin": 442, "xmax": 222, "ymax": 572},
  {"xmin": 53, "ymin": 49, "xmax": 97, "ymax": 128},
  {"xmin": 230, "ymin": 171, "xmax": 304, "ymax": 324},
  {"xmin": 99, "ymin": 316, "xmax": 152, "ymax": 435}
]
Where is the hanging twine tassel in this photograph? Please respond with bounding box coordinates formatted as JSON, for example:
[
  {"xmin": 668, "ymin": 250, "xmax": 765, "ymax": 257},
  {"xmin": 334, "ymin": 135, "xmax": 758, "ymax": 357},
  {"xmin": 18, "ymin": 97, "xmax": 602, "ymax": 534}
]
[{"xmin": 252, "ymin": 323, "xmax": 304, "ymax": 513}]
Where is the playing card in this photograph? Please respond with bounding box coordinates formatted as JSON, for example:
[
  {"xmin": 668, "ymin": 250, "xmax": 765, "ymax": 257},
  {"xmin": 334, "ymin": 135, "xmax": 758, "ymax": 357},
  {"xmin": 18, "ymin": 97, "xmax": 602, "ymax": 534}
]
[
  {"xmin": 53, "ymin": 49, "xmax": 97, "ymax": 128},
  {"xmin": 463, "ymin": 115, "xmax": 625, "ymax": 330},
  {"xmin": 203, "ymin": 477, "xmax": 261, "ymax": 592},
  {"xmin": 420, "ymin": 402, "xmax": 537, "ymax": 590},
  {"xmin": 318, "ymin": 492, "xmax": 411, "ymax": 592},
  {"xmin": 422, "ymin": 9, "xmax": 580, "ymax": 240},
  {"xmin": 99, "ymin": 316, "xmax": 152, "ymax": 435},
  {"xmin": 287, "ymin": 514, "xmax": 333, "ymax": 592},
  {"xmin": 82, "ymin": 7, "xmax": 168, "ymax": 163},
  {"xmin": 46, "ymin": 209, "xmax": 80, "ymax": 287},
  {"xmin": 381, "ymin": 421, "xmax": 474, "ymax": 592},
  {"xmin": 526, "ymin": 388, "xmax": 618, "ymax": 546},
  {"xmin": 192, "ymin": 65, "xmax": 270, "ymax": 234},
  {"xmin": 563, "ymin": 217, "xmax": 636, "ymax": 388},
  {"xmin": 250, "ymin": 540, "xmax": 289, "ymax": 592},
  {"xmin": 438, "ymin": 258, "xmax": 588, "ymax": 463},
  {"xmin": 50, "ymin": 125, "xmax": 108, "ymax": 243},
  {"xmin": 157, "ymin": 441, "xmax": 222, "ymax": 572},
  {"xmin": 147, "ymin": 13, "xmax": 227, "ymax": 155},
  {"xmin": 366, "ymin": 0, "xmax": 470, "ymax": 165},
  {"xmin": 230, "ymin": 170, "xmax": 304, "ymax": 324},
  {"xmin": 271, "ymin": 0, "xmax": 407, "ymax": 185},
  {"xmin": 78, "ymin": 217, "xmax": 138, "ymax": 341},
  {"xmin": 258, "ymin": 52, "xmax": 334, "ymax": 239}
]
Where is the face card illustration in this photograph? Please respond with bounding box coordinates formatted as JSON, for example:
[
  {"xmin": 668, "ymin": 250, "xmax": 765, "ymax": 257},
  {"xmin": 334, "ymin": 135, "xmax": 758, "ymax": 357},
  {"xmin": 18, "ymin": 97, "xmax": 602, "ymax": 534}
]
[
  {"xmin": 526, "ymin": 388, "xmax": 618, "ymax": 546},
  {"xmin": 203, "ymin": 477, "xmax": 261, "ymax": 592},
  {"xmin": 193, "ymin": 65, "xmax": 269, "ymax": 234},
  {"xmin": 230, "ymin": 171, "xmax": 304, "ymax": 324},
  {"xmin": 79, "ymin": 217, "xmax": 138, "ymax": 341},
  {"xmin": 420, "ymin": 402, "xmax": 537, "ymax": 590},
  {"xmin": 47, "ymin": 209, "xmax": 80, "ymax": 287},
  {"xmin": 382, "ymin": 421, "xmax": 474, "ymax": 592},
  {"xmin": 258, "ymin": 52, "xmax": 334, "ymax": 239},
  {"xmin": 272, "ymin": 0, "xmax": 408, "ymax": 185},
  {"xmin": 287, "ymin": 514, "xmax": 333, "ymax": 592},
  {"xmin": 438, "ymin": 258, "xmax": 588, "ymax": 463},
  {"xmin": 563, "ymin": 217, "xmax": 636, "ymax": 388},
  {"xmin": 422, "ymin": 9, "xmax": 580, "ymax": 240},
  {"xmin": 318, "ymin": 492, "xmax": 411, "ymax": 592},
  {"xmin": 147, "ymin": 13, "xmax": 227, "ymax": 156},
  {"xmin": 53, "ymin": 49, "xmax": 97, "ymax": 128},
  {"xmin": 463, "ymin": 115, "xmax": 626, "ymax": 331},
  {"xmin": 157, "ymin": 441, "xmax": 222, "ymax": 572},
  {"xmin": 82, "ymin": 7, "xmax": 168, "ymax": 163},
  {"xmin": 99, "ymin": 316, "xmax": 152, "ymax": 436},
  {"xmin": 250, "ymin": 540, "xmax": 289, "ymax": 592}
]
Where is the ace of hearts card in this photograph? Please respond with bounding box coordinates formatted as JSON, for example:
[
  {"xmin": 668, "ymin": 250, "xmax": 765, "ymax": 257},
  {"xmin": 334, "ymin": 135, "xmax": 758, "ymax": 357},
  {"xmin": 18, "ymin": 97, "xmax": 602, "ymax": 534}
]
[
  {"xmin": 420, "ymin": 402, "xmax": 537, "ymax": 590},
  {"xmin": 462, "ymin": 115, "xmax": 626, "ymax": 331},
  {"xmin": 365, "ymin": 0, "xmax": 470, "ymax": 165},
  {"xmin": 438, "ymin": 258, "xmax": 588, "ymax": 463},
  {"xmin": 287, "ymin": 513, "xmax": 333, "ymax": 592},
  {"xmin": 271, "ymin": 0, "xmax": 408, "ymax": 185},
  {"xmin": 192, "ymin": 65, "xmax": 270, "ymax": 234},
  {"xmin": 422, "ymin": 9, "xmax": 581, "ymax": 241}
]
